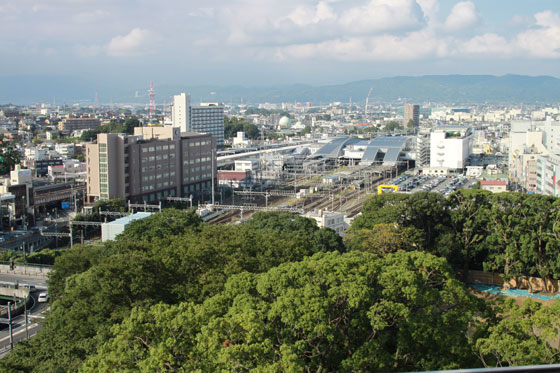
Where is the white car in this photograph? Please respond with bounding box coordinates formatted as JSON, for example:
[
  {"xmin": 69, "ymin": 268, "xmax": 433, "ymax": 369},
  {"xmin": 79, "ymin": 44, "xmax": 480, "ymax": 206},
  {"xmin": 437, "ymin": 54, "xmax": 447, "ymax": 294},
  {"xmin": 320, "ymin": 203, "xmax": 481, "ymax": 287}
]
[{"xmin": 38, "ymin": 293, "xmax": 49, "ymax": 303}]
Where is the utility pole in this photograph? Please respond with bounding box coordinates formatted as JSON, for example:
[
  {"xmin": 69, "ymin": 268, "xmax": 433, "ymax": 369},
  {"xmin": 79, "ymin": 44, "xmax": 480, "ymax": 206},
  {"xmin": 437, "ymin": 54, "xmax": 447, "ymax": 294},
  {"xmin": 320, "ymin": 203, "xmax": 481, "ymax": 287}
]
[
  {"xmin": 8, "ymin": 302, "xmax": 13, "ymax": 350},
  {"xmin": 211, "ymin": 148, "xmax": 216, "ymax": 205},
  {"xmin": 24, "ymin": 298, "xmax": 28, "ymax": 340}
]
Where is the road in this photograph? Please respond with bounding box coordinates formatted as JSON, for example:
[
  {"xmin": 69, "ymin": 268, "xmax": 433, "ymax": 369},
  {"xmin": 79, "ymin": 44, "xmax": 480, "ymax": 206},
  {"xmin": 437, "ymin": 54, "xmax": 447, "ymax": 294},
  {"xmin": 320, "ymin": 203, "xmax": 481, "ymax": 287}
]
[
  {"xmin": 0, "ymin": 274, "xmax": 49, "ymax": 358},
  {"xmin": 0, "ymin": 274, "xmax": 47, "ymax": 289}
]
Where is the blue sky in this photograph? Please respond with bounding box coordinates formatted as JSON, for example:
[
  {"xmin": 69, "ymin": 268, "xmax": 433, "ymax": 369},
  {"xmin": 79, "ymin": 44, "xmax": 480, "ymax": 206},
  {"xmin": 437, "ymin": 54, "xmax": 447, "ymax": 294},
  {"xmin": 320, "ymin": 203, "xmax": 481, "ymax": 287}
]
[{"xmin": 1, "ymin": 0, "xmax": 559, "ymax": 88}]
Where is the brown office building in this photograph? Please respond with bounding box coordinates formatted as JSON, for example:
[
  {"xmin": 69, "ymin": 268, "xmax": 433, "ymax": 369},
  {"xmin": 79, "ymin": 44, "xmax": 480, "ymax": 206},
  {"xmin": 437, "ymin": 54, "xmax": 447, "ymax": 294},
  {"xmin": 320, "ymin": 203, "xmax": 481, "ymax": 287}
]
[
  {"xmin": 404, "ymin": 104, "xmax": 420, "ymax": 128},
  {"xmin": 58, "ymin": 117, "xmax": 101, "ymax": 131},
  {"xmin": 86, "ymin": 127, "xmax": 215, "ymax": 203}
]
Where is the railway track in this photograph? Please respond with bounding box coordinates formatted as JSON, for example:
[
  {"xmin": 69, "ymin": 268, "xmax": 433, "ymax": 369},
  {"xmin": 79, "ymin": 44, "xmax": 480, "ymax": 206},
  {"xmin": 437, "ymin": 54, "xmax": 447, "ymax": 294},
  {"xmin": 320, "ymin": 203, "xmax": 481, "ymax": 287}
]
[{"xmin": 206, "ymin": 175, "xmax": 386, "ymax": 225}]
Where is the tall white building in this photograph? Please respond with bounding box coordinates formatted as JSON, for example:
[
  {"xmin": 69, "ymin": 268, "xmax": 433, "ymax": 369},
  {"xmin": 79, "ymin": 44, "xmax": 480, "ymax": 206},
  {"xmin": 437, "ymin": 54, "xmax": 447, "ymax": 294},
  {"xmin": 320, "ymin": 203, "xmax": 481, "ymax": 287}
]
[
  {"xmin": 172, "ymin": 93, "xmax": 191, "ymax": 133},
  {"xmin": 429, "ymin": 126, "xmax": 473, "ymax": 170},
  {"xmin": 172, "ymin": 93, "xmax": 224, "ymax": 147}
]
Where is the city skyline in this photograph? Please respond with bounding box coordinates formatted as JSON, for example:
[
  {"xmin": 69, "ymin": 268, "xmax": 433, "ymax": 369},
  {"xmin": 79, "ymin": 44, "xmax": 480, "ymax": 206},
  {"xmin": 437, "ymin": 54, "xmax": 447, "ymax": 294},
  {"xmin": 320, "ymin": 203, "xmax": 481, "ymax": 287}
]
[{"xmin": 1, "ymin": 0, "xmax": 559, "ymax": 89}]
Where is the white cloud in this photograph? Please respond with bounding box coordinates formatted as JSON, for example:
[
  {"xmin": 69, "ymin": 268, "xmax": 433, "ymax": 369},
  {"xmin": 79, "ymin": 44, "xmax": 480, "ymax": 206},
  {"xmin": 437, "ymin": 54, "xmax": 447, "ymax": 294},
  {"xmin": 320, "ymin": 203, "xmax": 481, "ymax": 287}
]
[
  {"xmin": 339, "ymin": 0, "xmax": 424, "ymax": 34},
  {"xmin": 274, "ymin": 28, "xmax": 449, "ymax": 62},
  {"xmin": 106, "ymin": 28, "xmax": 153, "ymax": 57},
  {"xmin": 444, "ymin": 1, "xmax": 480, "ymax": 32},
  {"xmin": 516, "ymin": 11, "xmax": 560, "ymax": 58},
  {"xmin": 461, "ymin": 33, "xmax": 513, "ymax": 55},
  {"xmin": 416, "ymin": 0, "xmax": 439, "ymax": 22},
  {"xmin": 215, "ymin": 0, "xmax": 426, "ymax": 48}
]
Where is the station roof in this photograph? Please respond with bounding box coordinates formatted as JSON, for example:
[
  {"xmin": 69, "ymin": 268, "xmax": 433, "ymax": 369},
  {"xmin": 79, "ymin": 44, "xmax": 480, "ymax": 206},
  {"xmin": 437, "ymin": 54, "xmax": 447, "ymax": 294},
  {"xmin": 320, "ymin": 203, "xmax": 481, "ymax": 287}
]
[
  {"xmin": 104, "ymin": 212, "xmax": 152, "ymax": 226},
  {"xmin": 314, "ymin": 137, "xmax": 361, "ymax": 158}
]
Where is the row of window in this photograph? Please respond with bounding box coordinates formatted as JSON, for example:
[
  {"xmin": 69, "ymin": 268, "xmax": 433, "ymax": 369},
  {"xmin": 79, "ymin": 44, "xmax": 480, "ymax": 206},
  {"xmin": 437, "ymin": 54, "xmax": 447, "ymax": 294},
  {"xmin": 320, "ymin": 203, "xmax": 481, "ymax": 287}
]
[
  {"xmin": 141, "ymin": 144, "xmax": 175, "ymax": 153},
  {"xmin": 141, "ymin": 153, "xmax": 176, "ymax": 163}
]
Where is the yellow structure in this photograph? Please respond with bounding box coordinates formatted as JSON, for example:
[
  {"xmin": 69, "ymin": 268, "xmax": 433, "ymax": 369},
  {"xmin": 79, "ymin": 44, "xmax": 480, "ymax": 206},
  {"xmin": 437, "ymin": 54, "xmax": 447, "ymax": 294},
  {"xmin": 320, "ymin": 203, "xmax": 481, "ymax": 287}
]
[{"xmin": 377, "ymin": 185, "xmax": 398, "ymax": 195}]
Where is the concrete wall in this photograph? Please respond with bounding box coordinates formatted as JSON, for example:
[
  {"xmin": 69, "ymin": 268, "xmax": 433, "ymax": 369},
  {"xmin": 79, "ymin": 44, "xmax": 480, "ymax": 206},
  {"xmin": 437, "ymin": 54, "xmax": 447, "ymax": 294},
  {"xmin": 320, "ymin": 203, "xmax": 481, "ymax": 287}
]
[{"xmin": 0, "ymin": 264, "xmax": 51, "ymax": 278}]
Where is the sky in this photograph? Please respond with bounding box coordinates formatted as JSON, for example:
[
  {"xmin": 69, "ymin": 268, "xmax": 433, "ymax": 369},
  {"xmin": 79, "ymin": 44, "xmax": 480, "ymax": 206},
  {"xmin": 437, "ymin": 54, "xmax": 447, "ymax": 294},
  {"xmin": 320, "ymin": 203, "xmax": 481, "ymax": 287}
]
[{"xmin": 1, "ymin": 0, "xmax": 559, "ymax": 89}]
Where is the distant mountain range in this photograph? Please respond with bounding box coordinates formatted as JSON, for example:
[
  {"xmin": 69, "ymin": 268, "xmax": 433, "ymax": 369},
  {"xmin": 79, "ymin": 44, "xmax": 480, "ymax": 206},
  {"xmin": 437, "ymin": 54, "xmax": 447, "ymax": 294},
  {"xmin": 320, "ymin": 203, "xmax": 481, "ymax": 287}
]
[{"xmin": 1, "ymin": 74, "xmax": 559, "ymax": 106}]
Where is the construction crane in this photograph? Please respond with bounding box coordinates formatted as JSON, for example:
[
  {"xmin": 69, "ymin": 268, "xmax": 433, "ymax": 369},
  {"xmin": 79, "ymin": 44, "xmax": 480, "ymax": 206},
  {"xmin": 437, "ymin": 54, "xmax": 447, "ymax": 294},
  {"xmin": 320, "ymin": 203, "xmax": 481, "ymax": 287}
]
[
  {"xmin": 365, "ymin": 86, "xmax": 373, "ymax": 116},
  {"xmin": 148, "ymin": 81, "xmax": 156, "ymax": 120}
]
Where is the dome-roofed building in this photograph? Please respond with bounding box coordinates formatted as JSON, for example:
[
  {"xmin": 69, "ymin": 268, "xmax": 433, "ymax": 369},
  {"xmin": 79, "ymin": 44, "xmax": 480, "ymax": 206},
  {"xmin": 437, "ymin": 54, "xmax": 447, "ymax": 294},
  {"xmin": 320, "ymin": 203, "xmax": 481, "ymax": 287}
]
[{"xmin": 278, "ymin": 116, "xmax": 291, "ymax": 129}]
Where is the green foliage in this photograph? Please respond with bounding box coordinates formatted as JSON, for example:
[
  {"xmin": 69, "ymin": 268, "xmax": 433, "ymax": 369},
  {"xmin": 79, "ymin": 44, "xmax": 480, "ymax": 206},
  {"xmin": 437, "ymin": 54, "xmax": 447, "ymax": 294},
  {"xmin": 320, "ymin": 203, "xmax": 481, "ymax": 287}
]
[
  {"xmin": 345, "ymin": 222, "xmax": 423, "ymax": 254},
  {"xmin": 116, "ymin": 208, "xmax": 202, "ymax": 242},
  {"xmin": 245, "ymin": 212, "xmax": 345, "ymax": 254},
  {"xmin": 0, "ymin": 136, "xmax": 23, "ymax": 175},
  {"xmin": 47, "ymin": 243, "xmax": 113, "ymax": 300},
  {"xmin": 384, "ymin": 120, "xmax": 404, "ymax": 132},
  {"xmin": 224, "ymin": 116, "xmax": 260, "ymax": 139},
  {"xmin": 80, "ymin": 118, "xmax": 139, "ymax": 142},
  {"xmin": 477, "ymin": 299, "xmax": 560, "ymax": 367},
  {"xmin": 2, "ymin": 212, "xmax": 339, "ymax": 371},
  {"xmin": 83, "ymin": 251, "xmax": 484, "ymax": 372},
  {"xmin": 349, "ymin": 191, "xmax": 560, "ymax": 284}
]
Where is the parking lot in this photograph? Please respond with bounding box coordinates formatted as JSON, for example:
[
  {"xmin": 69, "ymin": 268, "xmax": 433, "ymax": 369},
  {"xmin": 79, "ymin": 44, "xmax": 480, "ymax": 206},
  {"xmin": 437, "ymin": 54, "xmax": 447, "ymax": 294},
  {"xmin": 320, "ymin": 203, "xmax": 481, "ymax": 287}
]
[{"xmin": 390, "ymin": 174, "xmax": 477, "ymax": 196}]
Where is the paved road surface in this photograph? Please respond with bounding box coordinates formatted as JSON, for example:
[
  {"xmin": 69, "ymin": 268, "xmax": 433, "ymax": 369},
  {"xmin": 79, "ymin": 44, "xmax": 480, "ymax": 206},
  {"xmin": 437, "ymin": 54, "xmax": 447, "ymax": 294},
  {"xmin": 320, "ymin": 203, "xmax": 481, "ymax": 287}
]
[
  {"xmin": 0, "ymin": 274, "xmax": 47, "ymax": 289},
  {"xmin": 0, "ymin": 275, "xmax": 49, "ymax": 358}
]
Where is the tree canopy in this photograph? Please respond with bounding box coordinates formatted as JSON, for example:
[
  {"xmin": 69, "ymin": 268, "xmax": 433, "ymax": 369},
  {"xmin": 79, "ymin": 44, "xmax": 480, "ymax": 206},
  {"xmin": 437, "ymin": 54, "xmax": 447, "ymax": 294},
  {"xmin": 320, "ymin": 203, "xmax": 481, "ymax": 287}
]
[
  {"xmin": 83, "ymin": 251, "xmax": 485, "ymax": 372},
  {"xmin": 224, "ymin": 116, "xmax": 260, "ymax": 140}
]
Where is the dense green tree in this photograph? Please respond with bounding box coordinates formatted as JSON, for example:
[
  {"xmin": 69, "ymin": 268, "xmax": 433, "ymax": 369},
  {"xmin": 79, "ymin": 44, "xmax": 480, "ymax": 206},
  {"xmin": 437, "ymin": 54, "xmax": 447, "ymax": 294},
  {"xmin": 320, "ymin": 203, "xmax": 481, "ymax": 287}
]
[
  {"xmin": 0, "ymin": 137, "xmax": 22, "ymax": 175},
  {"xmin": 116, "ymin": 208, "xmax": 202, "ymax": 242},
  {"xmin": 47, "ymin": 243, "xmax": 112, "ymax": 299},
  {"xmin": 477, "ymin": 299, "xmax": 560, "ymax": 367},
  {"xmin": 345, "ymin": 222, "xmax": 423, "ymax": 254},
  {"xmin": 385, "ymin": 121, "xmax": 403, "ymax": 132},
  {"xmin": 516, "ymin": 194, "xmax": 560, "ymax": 291},
  {"xmin": 83, "ymin": 251, "xmax": 484, "ymax": 372},
  {"xmin": 442, "ymin": 189, "xmax": 492, "ymax": 277},
  {"xmin": 224, "ymin": 116, "xmax": 260, "ymax": 139},
  {"xmin": 80, "ymin": 118, "xmax": 139, "ymax": 142},
  {"xmin": 1, "ymin": 212, "xmax": 341, "ymax": 371},
  {"xmin": 244, "ymin": 212, "xmax": 344, "ymax": 253},
  {"xmin": 350, "ymin": 192, "xmax": 448, "ymax": 251},
  {"xmin": 484, "ymin": 193, "xmax": 531, "ymax": 283}
]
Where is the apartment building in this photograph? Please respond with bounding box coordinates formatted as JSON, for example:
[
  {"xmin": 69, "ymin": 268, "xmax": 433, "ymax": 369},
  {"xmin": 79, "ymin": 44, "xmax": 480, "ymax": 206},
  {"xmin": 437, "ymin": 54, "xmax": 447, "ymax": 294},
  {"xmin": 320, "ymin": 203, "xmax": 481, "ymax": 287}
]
[
  {"xmin": 58, "ymin": 118, "xmax": 101, "ymax": 131},
  {"xmin": 86, "ymin": 127, "xmax": 215, "ymax": 203},
  {"xmin": 537, "ymin": 154, "xmax": 560, "ymax": 197}
]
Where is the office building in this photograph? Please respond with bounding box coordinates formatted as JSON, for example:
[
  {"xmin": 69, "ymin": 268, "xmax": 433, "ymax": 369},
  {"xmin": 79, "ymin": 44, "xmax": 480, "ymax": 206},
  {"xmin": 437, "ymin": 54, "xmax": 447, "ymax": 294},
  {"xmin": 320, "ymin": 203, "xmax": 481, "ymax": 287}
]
[
  {"xmin": 172, "ymin": 93, "xmax": 191, "ymax": 133},
  {"xmin": 429, "ymin": 126, "xmax": 473, "ymax": 170},
  {"xmin": 404, "ymin": 104, "xmax": 420, "ymax": 128},
  {"xmin": 190, "ymin": 103, "xmax": 224, "ymax": 147},
  {"xmin": 86, "ymin": 127, "xmax": 215, "ymax": 203},
  {"xmin": 172, "ymin": 93, "xmax": 224, "ymax": 147}
]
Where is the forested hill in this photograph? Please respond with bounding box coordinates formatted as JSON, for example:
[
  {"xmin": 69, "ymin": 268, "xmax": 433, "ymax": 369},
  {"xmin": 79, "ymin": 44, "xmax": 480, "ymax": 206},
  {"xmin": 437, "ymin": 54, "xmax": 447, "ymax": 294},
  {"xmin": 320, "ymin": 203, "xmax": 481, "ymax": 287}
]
[
  {"xmin": 3, "ymin": 74, "xmax": 559, "ymax": 105},
  {"xmin": 185, "ymin": 74, "xmax": 560, "ymax": 104},
  {"xmin": 2, "ymin": 192, "xmax": 560, "ymax": 372}
]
